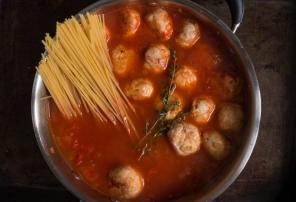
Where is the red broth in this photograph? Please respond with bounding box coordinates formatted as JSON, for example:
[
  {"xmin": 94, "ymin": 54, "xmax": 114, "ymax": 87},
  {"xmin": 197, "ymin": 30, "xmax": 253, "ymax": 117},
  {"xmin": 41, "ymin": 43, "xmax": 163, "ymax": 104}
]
[{"xmin": 49, "ymin": 3, "xmax": 247, "ymax": 202}]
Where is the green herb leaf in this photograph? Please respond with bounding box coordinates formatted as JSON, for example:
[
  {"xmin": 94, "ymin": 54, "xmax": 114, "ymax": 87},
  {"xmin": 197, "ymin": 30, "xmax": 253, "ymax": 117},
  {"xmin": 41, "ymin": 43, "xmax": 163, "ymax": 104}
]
[{"xmin": 137, "ymin": 50, "xmax": 186, "ymax": 160}]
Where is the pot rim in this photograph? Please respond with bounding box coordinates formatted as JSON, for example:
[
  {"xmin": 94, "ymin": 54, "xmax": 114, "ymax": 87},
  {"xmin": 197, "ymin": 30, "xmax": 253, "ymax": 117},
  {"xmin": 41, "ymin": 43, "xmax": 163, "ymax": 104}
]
[{"xmin": 31, "ymin": 0, "xmax": 261, "ymax": 201}]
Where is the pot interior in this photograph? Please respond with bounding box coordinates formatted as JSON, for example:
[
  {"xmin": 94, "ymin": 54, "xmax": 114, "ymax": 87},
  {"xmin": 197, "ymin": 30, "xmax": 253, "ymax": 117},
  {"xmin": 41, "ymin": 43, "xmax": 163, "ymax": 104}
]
[{"xmin": 32, "ymin": 0, "xmax": 261, "ymax": 201}]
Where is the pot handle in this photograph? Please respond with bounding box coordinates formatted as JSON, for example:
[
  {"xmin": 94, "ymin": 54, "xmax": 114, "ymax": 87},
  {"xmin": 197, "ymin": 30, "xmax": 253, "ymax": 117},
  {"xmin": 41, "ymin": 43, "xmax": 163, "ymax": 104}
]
[{"xmin": 226, "ymin": 0, "xmax": 244, "ymax": 33}]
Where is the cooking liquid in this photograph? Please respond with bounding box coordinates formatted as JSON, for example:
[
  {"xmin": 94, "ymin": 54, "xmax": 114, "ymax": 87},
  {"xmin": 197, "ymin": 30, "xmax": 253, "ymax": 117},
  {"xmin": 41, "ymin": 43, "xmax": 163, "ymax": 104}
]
[{"xmin": 49, "ymin": 3, "xmax": 247, "ymax": 202}]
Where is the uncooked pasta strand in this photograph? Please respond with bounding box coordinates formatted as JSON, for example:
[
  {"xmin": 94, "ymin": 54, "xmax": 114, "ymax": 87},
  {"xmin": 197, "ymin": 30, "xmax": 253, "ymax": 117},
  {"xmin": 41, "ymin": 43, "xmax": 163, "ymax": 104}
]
[{"xmin": 37, "ymin": 13, "xmax": 138, "ymax": 140}]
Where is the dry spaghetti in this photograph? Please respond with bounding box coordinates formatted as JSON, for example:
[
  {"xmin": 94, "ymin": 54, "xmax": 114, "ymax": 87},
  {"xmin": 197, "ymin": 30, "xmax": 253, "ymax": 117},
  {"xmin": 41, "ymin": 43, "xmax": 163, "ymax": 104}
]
[{"xmin": 37, "ymin": 13, "xmax": 137, "ymax": 139}]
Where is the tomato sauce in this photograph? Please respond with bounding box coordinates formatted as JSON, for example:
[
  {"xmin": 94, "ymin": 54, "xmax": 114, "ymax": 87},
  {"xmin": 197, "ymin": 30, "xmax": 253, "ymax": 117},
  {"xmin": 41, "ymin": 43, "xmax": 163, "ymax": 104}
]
[{"xmin": 49, "ymin": 2, "xmax": 247, "ymax": 202}]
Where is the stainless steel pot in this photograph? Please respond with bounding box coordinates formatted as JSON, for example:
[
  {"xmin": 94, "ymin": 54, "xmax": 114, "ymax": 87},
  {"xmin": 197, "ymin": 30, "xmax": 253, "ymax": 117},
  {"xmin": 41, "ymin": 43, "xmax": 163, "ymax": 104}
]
[{"xmin": 31, "ymin": 0, "xmax": 261, "ymax": 201}]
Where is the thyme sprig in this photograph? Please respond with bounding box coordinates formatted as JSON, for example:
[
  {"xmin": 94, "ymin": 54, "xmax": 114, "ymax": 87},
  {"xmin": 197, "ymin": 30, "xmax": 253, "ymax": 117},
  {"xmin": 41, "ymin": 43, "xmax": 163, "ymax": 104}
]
[
  {"xmin": 137, "ymin": 50, "xmax": 184, "ymax": 160},
  {"xmin": 161, "ymin": 50, "xmax": 177, "ymax": 105},
  {"xmin": 137, "ymin": 107, "xmax": 188, "ymax": 160}
]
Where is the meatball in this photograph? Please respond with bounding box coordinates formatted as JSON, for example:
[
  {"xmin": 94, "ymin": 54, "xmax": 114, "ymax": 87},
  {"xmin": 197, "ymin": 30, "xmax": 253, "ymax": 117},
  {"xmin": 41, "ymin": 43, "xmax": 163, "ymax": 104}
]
[
  {"xmin": 144, "ymin": 44, "xmax": 170, "ymax": 74},
  {"xmin": 168, "ymin": 122, "xmax": 201, "ymax": 156},
  {"xmin": 121, "ymin": 8, "xmax": 141, "ymax": 37},
  {"xmin": 191, "ymin": 97, "xmax": 215, "ymax": 124},
  {"xmin": 155, "ymin": 93, "xmax": 184, "ymax": 120},
  {"xmin": 222, "ymin": 74, "xmax": 242, "ymax": 99},
  {"xmin": 209, "ymin": 73, "xmax": 241, "ymax": 100},
  {"xmin": 109, "ymin": 166, "xmax": 144, "ymax": 199},
  {"xmin": 125, "ymin": 78, "xmax": 154, "ymax": 100},
  {"xmin": 218, "ymin": 103, "xmax": 244, "ymax": 132},
  {"xmin": 146, "ymin": 8, "xmax": 173, "ymax": 41},
  {"xmin": 203, "ymin": 130, "xmax": 230, "ymax": 160},
  {"xmin": 111, "ymin": 45, "xmax": 135, "ymax": 76},
  {"xmin": 176, "ymin": 20, "xmax": 201, "ymax": 48},
  {"xmin": 174, "ymin": 66, "xmax": 197, "ymax": 90}
]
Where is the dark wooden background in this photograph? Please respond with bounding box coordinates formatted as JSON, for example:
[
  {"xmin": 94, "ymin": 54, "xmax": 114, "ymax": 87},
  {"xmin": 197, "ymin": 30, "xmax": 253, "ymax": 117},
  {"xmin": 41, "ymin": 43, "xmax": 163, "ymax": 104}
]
[{"xmin": 0, "ymin": 0, "xmax": 295, "ymax": 201}]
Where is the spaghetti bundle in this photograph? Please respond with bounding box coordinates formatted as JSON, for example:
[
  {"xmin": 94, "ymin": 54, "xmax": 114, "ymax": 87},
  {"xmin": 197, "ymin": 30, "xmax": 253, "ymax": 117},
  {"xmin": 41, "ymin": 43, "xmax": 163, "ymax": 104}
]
[{"xmin": 38, "ymin": 13, "xmax": 137, "ymax": 138}]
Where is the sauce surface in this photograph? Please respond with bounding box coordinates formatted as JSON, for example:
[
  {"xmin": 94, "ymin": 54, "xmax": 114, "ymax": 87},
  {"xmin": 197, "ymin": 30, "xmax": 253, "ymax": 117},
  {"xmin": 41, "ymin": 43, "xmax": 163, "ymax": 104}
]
[{"xmin": 49, "ymin": 2, "xmax": 247, "ymax": 202}]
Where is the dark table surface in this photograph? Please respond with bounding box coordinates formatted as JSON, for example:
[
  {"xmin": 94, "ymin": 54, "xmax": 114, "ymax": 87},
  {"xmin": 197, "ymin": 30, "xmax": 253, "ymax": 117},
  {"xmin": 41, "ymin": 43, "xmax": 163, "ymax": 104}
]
[{"xmin": 0, "ymin": 0, "xmax": 295, "ymax": 201}]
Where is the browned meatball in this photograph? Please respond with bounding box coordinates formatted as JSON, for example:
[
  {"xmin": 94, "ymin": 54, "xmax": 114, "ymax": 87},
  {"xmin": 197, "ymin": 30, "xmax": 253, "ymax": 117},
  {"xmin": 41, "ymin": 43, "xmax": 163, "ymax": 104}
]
[
  {"xmin": 111, "ymin": 45, "xmax": 135, "ymax": 76},
  {"xmin": 168, "ymin": 122, "xmax": 201, "ymax": 156},
  {"xmin": 220, "ymin": 74, "xmax": 242, "ymax": 99},
  {"xmin": 209, "ymin": 73, "xmax": 242, "ymax": 100},
  {"xmin": 176, "ymin": 20, "xmax": 201, "ymax": 48},
  {"xmin": 144, "ymin": 43, "xmax": 170, "ymax": 74},
  {"xmin": 218, "ymin": 103, "xmax": 244, "ymax": 132},
  {"xmin": 121, "ymin": 8, "xmax": 141, "ymax": 37},
  {"xmin": 203, "ymin": 130, "xmax": 230, "ymax": 160},
  {"xmin": 191, "ymin": 96, "xmax": 215, "ymax": 124},
  {"xmin": 125, "ymin": 78, "xmax": 154, "ymax": 101},
  {"xmin": 155, "ymin": 92, "xmax": 184, "ymax": 120},
  {"xmin": 146, "ymin": 8, "xmax": 173, "ymax": 41},
  {"xmin": 174, "ymin": 66, "xmax": 197, "ymax": 90},
  {"xmin": 109, "ymin": 166, "xmax": 144, "ymax": 199}
]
